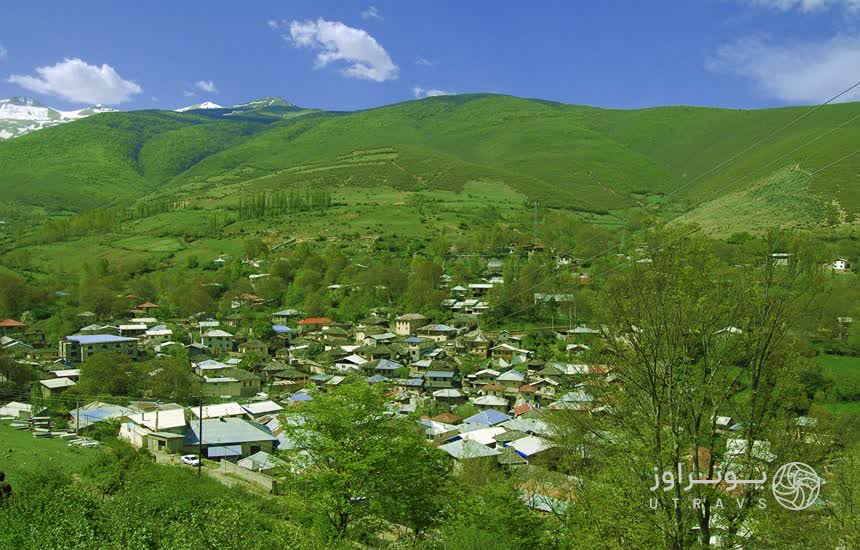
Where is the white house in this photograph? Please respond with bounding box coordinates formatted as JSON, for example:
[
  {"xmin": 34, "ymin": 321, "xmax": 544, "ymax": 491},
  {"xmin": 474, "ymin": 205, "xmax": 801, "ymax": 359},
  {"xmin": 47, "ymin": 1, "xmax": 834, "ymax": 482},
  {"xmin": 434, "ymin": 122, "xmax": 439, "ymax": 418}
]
[{"xmin": 832, "ymin": 258, "xmax": 852, "ymax": 272}]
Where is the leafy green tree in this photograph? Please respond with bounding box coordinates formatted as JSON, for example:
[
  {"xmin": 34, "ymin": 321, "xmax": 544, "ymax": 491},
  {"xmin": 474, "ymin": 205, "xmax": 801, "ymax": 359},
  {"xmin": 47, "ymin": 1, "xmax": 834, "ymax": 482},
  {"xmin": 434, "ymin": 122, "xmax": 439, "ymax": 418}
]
[
  {"xmin": 77, "ymin": 353, "xmax": 146, "ymax": 397},
  {"xmin": 280, "ymin": 383, "xmax": 449, "ymax": 537},
  {"xmin": 566, "ymin": 227, "xmax": 823, "ymax": 547},
  {"xmin": 145, "ymin": 356, "xmax": 197, "ymax": 403}
]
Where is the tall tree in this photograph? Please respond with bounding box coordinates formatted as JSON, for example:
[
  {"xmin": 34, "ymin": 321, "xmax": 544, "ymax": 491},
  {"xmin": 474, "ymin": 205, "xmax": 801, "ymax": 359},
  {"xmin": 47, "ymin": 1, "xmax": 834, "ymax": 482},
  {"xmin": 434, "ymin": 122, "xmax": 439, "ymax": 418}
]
[{"xmin": 280, "ymin": 383, "xmax": 449, "ymax": 538}]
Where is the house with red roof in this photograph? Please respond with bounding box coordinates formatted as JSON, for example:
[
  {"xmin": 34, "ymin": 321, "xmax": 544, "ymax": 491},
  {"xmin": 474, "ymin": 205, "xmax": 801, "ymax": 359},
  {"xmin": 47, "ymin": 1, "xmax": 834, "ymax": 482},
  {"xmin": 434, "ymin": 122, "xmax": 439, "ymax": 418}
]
[
  {"xmin": 297, "ymin": 317, "xmax": 333, "ymax": 333},
  {"xmin": 0, "ymin": 319, "xmax": 27, "ymax": 335}
]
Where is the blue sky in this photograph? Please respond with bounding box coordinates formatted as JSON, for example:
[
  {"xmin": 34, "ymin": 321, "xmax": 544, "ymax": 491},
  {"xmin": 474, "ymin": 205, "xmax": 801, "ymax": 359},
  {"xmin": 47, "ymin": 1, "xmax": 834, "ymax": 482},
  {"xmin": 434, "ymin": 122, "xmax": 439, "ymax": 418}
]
[{"xmin": 1, "ymin": 1, "xmax": 859, "ymax": 111}]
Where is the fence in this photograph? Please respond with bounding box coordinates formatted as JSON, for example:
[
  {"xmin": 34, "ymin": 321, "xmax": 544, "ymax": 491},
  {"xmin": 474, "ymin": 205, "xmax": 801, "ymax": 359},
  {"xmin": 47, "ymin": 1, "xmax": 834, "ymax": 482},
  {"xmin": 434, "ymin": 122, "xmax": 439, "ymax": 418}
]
[{"xmin": 220, "ymin": 460, "xmax": 278, "ymax": 493}]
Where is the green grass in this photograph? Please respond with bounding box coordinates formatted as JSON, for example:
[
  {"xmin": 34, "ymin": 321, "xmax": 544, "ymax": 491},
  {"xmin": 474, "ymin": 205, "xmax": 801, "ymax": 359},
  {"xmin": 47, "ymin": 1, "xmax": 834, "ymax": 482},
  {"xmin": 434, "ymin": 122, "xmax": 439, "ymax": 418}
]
[
  {"xmin": 0, "ymin": 423, "xmax": 100, "ymax": 478},
  {"xmin": 1, "ymin": 93, "xmax": 857, "ymax": 231},
  {"xmin": 819, "ymin": 353, "xmax": 860, "ymax": 402},
  {"xmin": 2, "ymin": 180, "xmax": 531, "ymax": 277}
]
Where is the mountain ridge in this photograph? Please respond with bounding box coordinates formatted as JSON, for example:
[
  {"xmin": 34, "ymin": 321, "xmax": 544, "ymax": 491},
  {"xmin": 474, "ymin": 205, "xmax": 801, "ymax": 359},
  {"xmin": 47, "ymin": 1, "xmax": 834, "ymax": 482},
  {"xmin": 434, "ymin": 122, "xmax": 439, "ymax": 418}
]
[{"xmin": 0, "ymin": 93, "xmax": 856, "ymax": 231}]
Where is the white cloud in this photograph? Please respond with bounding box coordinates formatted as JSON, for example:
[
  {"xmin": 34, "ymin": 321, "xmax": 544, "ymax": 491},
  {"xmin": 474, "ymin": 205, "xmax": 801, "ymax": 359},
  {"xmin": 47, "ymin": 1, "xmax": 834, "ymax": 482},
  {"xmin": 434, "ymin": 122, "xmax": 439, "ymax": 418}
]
[
  {"xmin": 195, "ymin": 80, "xmax": 218, "ymax": 93},
  {"xmin": 740, "ymin": 0, "xmax": 860, "ymax": 13},
  {"xmin": 707, "ymin": 34, "xmax": 860, "ymax": 103},
  {"xmin": 415, "ymin": 57, "xmax": 436, "ymax": 67},
  {"xmin": 0, "ymin": 44, "xmax": 7, "ymax": 60},
  {"xmin": 413, "ymin": 86, "xmax": 454, "ymax": 99},
  {"xmin": 183, "ymin": 90, "xmax": 196, "ymax": 97},
  {"xmin": 361, "ymin": 6, "xmax": 382, "ymax": 21},
  {"xmin": 8, "ymin": 58, "xmax": 141, "ymax": 104},
  {"xmin": 286, "ymin": 18, "xmax": 398, "ymax": 82},
  {"xmin": 267, "ymin": 19, "xmax": 279, "ymax": 30}
]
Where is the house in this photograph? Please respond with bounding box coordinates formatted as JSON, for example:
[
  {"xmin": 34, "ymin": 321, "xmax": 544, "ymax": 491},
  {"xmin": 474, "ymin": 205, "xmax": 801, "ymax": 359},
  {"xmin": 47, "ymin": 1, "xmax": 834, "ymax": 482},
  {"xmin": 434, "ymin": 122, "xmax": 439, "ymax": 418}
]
[
  {"xmin": 60, "ymin": 334, "xmax": 138, "ymax": 362},
  {"xmin": 481, "ymin": 382, "xmax": 506, "ymax": 396},
  {"xmin": 239, "ymin": 339, "xmax": 268, "ymax": 355},
  {"xmin": 0, "ymin": 336, "xmax": 32, "ymax": 357},
  {"xmin": 506, "ymin": 435, "xmax": 560, "ymax": 467},
  {"xmin": 184, "ymin": 418, "xmax": 278, "ymax": 459},
  {"xmin": 194, "ymin": 359, "xmax": 229, "ymax": 376},
  {"xmin": 725, "ymin": 438, "xmax": 776, "ymax": 463},
  {"xmin": 201, "ymin": 368, "xmax": 261, "ymax": 398},
  {"xmin": 272, "ymin": 325, "xmax": 294, "ymax": 344},
  {"xmin": 472, "ymin": 395, "xmax": 510, "ymax": 412},
  {"xmin": 463, "ymin": 409, "xmax": 511, "ymax": 427},
  {"xmin": 566, "ymin": 325, "xmax": 600, "ymax": 341},
  {"xmin": 144, "ymin": 326, "xmax": 173, "ymax": 344},
  {"xmin": 119, "ymin": 324, "xmax": 147, "ymax": 338},
  {"xmin": 0, "ymin": 401, "xmax": 44, "ymax": 419},
  {"xmin": 832, "ymin": 258, "xmax": 852, "ymax": 272},
  {"xmin": 418, "ymin": 419, "xmax": 460, "ymax": 444},
  {"xmin": 425, "ymin": 370, "xmax": 455, "ymax": 388},
  {"xmin": 200, "ymin": 376, "xmax": 242, "ymax": 398},
  {"xmin": 222, "ymin": 313, "xmax": 244, "ymax": 328},
  {"xmin": 405, "ymin": 336, "xmax": 433, "ymax": 361},
  {"xmin": 432, "ymin": 388, "xmax": 464, "ymax": 405},
  {"xmin": 238, "ymin": 450, "xmax": 286, "ymax": 474},
  {"xmin": 461, "ymin": 331, "xmax": 492, "ymax": 357},
  {"xmin": 120, "ymin": 406, "xmax": 187, "ymax": 453},
  {"xmin": 48, "ymin": 368, "xmax": 81, "ymax": 380},
  {"xmin": 395, "ymin": 313, "xmax": 427, "ymax": 336},
  {"xmin": 198, "ymin": 320, "xmax": 220, "ymax": 333},
  {"xmin": 364, "ymin": 358, "xmax": 404, "ymax": 376},
  {"xmin": 136, "ymin": 301, "xmax": 160, "ymax": 313},
  {"xmin": 417, "ymin": 324, "xmax": 458, "ymax": 342},
  {"xmin": 200, "ymin": 329, "xmax": 234, "ymax": 354},
  {"xmin": 364, "ymin": 331, "xmax": 397, "ymax": 347},
  {"xmin": 430, "ymin": 412, "xmax": 462, "ymax": 424},
  {"xmin": 40, "ymin": 377, "xmax": 76, "ymax": 398},
  {"xmin": 770, "ymin": 252, "xmax": 793, "ymax": 266},
  {"xmin": 297, "ymin": 317, "xmax": 333, "ymax": 333},
  {"xmin": 335, "ymin": 353, "xmax": 368, "ymax": 372},
  {"xmin": 490, "ymin": 344, "xmax": 530, "ymax": 363},
  {"xmin": 271, "ymin": 309, "xmax": 302, "ymax": 324},
  {"xmin": 0, "ymin": 319, "xmax": 26, "ymax": 335},
  {"xmin": 241, "ymin": 400, "xmax": 284, "ymax": 419},
  {"xmin": 193, "ymin": 402, "xmax": 247, "ymax": 419},
  {"xmin": 496, "ymin": 368, "xmax": 526, "ymax": 388},
  {"xmin": 69, "ymin": 402, "xmax": 133, "ymax": 431},
  {"xmin": 467, "ymin": 283, "xmax": 493, "ymax": 297},
  {"xmin": 438, "ymin": 439, "xmax": 502, "ymax": 462},
  {"xmin": 550, "ymin": 389, "xmax": 594, "ymax": 410}
]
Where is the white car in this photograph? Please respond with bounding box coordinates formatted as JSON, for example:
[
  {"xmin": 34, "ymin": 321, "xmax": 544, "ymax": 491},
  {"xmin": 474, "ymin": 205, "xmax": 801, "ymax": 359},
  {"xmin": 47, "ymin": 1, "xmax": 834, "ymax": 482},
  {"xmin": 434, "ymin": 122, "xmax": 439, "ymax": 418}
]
[{"xmin": 180, "ymin": 454, "xmax": 201, "ymax": 466}]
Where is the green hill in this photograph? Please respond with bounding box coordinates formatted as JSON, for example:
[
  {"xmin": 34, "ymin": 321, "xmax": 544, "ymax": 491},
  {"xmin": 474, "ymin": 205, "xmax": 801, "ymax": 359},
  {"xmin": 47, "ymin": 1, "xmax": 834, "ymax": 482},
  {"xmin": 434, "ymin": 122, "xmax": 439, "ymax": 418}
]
[{"xmin": 0, "ymin": 94, "xmax": 857, "ymax": 226}]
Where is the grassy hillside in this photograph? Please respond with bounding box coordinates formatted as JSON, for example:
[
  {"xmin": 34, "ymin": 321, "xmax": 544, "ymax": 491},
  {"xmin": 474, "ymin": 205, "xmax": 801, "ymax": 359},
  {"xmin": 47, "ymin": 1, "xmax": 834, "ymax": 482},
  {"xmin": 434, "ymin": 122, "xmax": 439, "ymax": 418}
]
[{"xmin": 0, "ymin": 93, "xmax": 856, "ymax": 228}]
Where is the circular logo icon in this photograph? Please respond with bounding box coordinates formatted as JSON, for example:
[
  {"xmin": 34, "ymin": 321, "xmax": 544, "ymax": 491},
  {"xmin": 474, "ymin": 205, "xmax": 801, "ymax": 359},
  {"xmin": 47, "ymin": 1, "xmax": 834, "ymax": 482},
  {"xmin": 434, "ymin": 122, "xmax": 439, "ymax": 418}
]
[{"xmin": 771, "ymin": 462, "xmax": 821, "ymax": 510}]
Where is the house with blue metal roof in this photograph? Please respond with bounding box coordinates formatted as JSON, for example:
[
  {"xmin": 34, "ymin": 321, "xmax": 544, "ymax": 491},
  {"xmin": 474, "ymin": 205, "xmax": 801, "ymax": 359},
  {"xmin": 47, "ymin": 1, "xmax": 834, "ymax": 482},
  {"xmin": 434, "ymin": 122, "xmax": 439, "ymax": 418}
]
[
  {"xmin": 184, "ymin": 417, "xmax": 278, "ymax": 458},
  {"xmin": 462, "ymin": 409, "xmax": 511, "ymax": 427},
  {"xmin": 60, "ymin": 334, "xmax": 139, "ymax": 362}
]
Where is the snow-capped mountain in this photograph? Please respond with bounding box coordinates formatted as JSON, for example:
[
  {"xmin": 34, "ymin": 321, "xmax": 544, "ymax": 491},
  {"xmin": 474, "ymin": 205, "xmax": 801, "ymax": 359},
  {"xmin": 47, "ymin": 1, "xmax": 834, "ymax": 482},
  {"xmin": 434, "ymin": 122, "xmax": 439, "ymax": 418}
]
[
  {"xmin": 175, "ymin": 97, "xmax": 295, "ymax": 114},
  {"xmin": 175, "ymin": 101, "xmax": 223, "ymax": 112},
  {"xmin": 0, "ymin": 97, "xmax": 117, "ymax": 140},
  {"xmin": 231, "ymin": 97, "xmax": 293, "ymax": 109}
]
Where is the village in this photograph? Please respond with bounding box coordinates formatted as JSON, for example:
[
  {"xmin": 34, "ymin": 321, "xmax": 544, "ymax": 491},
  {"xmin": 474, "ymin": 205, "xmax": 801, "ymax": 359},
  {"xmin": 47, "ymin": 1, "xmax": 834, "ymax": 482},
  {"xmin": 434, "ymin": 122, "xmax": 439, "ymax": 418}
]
[
  {"xmin": 0, "ymin": 269, "xmax": 600, "ymax": 504},
  {"xmin": 2, "ymin": 246, "xmax": 843, "ymax": 525}
]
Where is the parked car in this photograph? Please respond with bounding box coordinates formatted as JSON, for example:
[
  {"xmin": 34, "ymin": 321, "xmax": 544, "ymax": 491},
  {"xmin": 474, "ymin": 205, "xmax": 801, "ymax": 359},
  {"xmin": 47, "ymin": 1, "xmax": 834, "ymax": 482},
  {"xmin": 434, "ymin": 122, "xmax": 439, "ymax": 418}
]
[{"xmin": 180, "ymin": 454, "xmax": 200, "ymax": 466}]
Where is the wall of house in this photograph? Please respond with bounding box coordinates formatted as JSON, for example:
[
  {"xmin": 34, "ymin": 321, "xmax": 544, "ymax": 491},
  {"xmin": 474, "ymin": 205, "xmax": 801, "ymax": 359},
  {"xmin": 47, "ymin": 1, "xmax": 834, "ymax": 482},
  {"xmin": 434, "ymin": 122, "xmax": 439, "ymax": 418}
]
[
  {"xmin": 220, "ymin": 460, "xmax": 277, "ymax": 493},
  {"xmin": 202, "ymin": 380, "xmax": 242, "ymax": 397}
]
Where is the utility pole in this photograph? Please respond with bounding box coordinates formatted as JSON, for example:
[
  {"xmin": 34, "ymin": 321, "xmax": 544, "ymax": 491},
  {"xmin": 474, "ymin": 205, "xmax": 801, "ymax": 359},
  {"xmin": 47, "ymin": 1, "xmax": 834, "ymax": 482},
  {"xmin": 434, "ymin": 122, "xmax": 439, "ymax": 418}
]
[
  {"xmin": 75, "ymin": 397, "xmax": 80, "ymax": 435},
  {"xmin": 197, "ymin": 397, "xmax": 203, "ymax": 477},
  {"xmin": 532, "ymin": 201, "xmax": 539, "ymax": 242}
]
